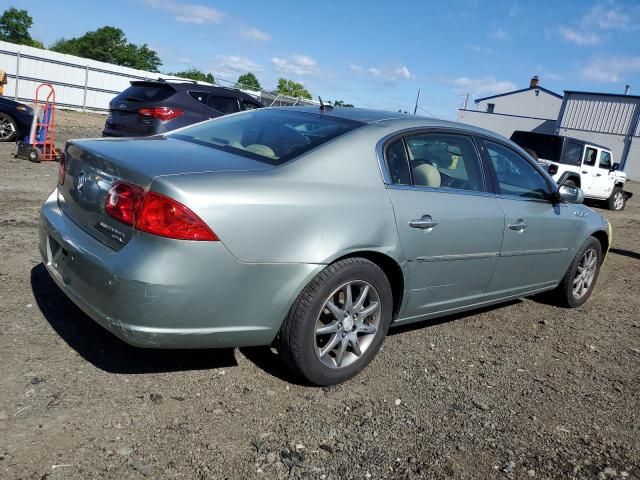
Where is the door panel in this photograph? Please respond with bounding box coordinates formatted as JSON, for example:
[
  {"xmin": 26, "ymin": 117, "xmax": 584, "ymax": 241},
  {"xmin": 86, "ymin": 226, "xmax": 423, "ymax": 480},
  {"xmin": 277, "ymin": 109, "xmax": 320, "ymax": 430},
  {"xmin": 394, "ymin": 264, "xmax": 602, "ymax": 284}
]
[
  {"xmin": 488, "ymin": 199, "xmax": 578, "ymax": 296},
  {"xmin": 481, "ymin": 139, "xmax": 579, "ymax": 296},
  {"xmin": 389, "ymin": 188, "xmax": 504, "ymax": 316}
]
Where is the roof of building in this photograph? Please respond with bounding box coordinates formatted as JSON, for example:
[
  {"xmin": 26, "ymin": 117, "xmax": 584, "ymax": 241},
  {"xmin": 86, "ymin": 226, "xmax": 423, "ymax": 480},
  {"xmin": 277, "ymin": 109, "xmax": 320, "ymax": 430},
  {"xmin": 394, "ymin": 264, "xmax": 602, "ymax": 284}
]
[
  {"xmin": 564, "ymin": 90, "xmax": 640, "ymax": 100},
  {"xmin": 474, "ymin": 86, "xmax": 562, "ymax": 103}
]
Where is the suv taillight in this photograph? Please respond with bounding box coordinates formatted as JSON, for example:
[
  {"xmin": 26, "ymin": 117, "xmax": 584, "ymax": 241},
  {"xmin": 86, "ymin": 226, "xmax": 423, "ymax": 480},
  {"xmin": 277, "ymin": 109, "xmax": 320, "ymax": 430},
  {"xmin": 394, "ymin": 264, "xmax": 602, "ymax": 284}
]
[
  {"xmin": 104, "ymin": 182, "xmax": 218, "ymax": 241},
  {"xmin": 138, "ymin": 106, "xmax": 184, "ymax": 121}
]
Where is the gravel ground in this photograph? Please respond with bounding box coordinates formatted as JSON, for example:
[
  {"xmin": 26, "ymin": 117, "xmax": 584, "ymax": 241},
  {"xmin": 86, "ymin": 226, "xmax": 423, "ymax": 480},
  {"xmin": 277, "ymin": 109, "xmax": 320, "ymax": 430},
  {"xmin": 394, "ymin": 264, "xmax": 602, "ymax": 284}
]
[{"xmin": 0, "ymin": 110, "xmax": 639, "ymax": 480}]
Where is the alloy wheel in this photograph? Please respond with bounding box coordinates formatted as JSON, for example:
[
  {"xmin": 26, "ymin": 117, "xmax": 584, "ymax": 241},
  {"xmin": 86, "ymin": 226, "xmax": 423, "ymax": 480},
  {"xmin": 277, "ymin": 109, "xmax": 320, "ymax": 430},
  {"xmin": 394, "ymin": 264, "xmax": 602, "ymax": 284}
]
[
  {"xmin": 613, "ymin": 191, "xmax": 625, "ymax": 210},
  {"xmin": 0, "ymin": 117, "xmax": 16, "ymax": 140},
  {"xmin": 314, "ymin": 280, "xmax": 381, "ymax": 369},
  {"xmin": 573, "ymin": 248, "xmax": 597, "ymax": 299}
]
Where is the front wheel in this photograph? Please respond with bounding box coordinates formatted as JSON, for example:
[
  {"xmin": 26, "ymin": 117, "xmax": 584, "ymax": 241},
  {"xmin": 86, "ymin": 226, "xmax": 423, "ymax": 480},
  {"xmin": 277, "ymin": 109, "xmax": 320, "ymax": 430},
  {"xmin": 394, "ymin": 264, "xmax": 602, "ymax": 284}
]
[
  {"xmin": 553, "ymin": 237, "xmax": 602, "ymax": 308},
  {"xmin": 607, "ymin": 187, "xmax": 625, "ymax": 211},
  {"xmin": 0, "ymin": 113, "xmax": 18, "ymax": 142},
  {"xmin": 278, "ymin": 258, "xmax": 392, "ymax": 386}
]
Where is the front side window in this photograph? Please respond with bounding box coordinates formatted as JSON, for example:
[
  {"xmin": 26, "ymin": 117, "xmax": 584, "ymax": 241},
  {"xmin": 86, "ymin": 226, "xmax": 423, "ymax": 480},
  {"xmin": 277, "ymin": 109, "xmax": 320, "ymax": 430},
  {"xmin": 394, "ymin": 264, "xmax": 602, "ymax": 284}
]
[
  {"xmin": 483, "ymin": 140, "xmax": 550, "ymax": 200},
  {"xmin": 583, "ymin": 147, "xmax": 597, "ymax": 166},
  {"xmin": 188, "ymin": 91, "xmax": 208, "ymax": 104},
  {"xmin": 207, "ymin": 95, "xmax": 240, "ymax": 114},
  {"xmin": 404, "ymin": 134, "xmax": 484, "ymax": 192},
  {"xmin": 168, "ymin": 109, "xmax": 362, "ymax": 165},
  {"xmin": 599, "ymin": 150, "xmax": 612, "ymax": 169}
]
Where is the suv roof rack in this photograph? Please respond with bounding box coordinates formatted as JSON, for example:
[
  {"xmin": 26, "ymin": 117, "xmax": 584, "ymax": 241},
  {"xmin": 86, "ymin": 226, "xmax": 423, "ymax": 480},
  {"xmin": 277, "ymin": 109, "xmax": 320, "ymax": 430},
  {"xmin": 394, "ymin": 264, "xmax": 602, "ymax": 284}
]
[{"xmin": 155, "ymin": 77, "xmax": 199, "ymax": 85}]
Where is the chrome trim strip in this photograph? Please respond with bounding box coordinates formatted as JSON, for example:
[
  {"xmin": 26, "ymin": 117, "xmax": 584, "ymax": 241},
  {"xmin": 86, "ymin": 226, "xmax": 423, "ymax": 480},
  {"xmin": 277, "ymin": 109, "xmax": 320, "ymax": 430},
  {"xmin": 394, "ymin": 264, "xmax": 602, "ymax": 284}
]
[
  {"xmin": 416, "ymin": 252, "xmax": 499, "ymax": 262},
  {"xmin": 500, "ymin": 248, "xmax": 568, "ymax": 257},
  {"xmin": 386, "ymin": 184, "xmax": 496, "ymax": 198}
]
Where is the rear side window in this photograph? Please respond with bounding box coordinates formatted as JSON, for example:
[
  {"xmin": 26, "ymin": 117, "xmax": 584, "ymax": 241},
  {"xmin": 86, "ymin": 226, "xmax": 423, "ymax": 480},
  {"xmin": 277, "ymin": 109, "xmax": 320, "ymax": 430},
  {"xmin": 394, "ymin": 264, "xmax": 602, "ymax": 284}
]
[
  {"xmin": 169, "ymin": 109, "xmax": 362, "ymax": 165},
  {"xmin": 584, "ymin": 147, "xmax": 597, "ymax": 166},
  {"xmin": 599, "ymin": 150, "xmax": 612, "ymax": 169},
  {"xmin": 241, "ymin": 100, "xmax": 261, "ymax": 110},
  {"xmin": 483, "ymin": 140, "xmax": 550, "ymax": 200},
  {"xmin": 385, "ymin": 139, "xmax": 411, "ymax": 185},
  {"xmin": 563, "ymin": 141, "xmax": 583, "ymax": 166},
  {"xmin": 114, "ymin": 84, "xmax": 174, "ymax": 103},
  {"xmin": 404, "ymin": 133, "xmax": 484, "ymax": 192},
  {"xmin": 207, "ymin": 95, "xmax": 240, "ymax": 114}
]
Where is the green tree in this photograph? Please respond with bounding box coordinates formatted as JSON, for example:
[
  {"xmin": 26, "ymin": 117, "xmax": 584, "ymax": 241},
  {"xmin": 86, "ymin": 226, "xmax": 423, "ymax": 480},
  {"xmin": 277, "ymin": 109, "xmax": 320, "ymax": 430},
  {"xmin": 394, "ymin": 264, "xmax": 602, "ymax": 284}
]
[
  {"xmin": 169, "ymin": 68, "xmax": 214, "ymax": 83},
  {"xmin": 236, "ymin": 72, "xmax": 261, "ymax": 90},
  {"xmin": 332, "ymin": 100, "xmax": 354, "ymax": 107},
  {"xmin": 51, "ymin": 26, "xmax": 161, "ymax": 71},
  {"xmin": 0, "ymin": 7, "xmax": 43, "ymax": 48},
  {"xmin": 276, "ymin": 78, "xmax": 311, "ymax": 99}
]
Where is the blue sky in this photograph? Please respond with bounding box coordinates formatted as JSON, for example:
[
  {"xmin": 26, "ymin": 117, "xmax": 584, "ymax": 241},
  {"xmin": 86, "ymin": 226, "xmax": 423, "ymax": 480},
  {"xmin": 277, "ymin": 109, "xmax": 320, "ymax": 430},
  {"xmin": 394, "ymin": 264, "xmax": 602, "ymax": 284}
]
[{"xmin": 7, "ymin": 0, "xmax": 640, "ymax": 118}]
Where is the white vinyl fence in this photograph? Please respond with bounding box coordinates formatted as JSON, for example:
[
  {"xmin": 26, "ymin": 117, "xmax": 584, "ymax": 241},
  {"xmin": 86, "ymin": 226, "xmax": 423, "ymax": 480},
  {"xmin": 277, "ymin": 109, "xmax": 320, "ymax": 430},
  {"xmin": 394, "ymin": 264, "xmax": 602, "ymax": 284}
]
[{"xmin": 0, "ymin": 40, "xmax": 317, "ymax": 113}]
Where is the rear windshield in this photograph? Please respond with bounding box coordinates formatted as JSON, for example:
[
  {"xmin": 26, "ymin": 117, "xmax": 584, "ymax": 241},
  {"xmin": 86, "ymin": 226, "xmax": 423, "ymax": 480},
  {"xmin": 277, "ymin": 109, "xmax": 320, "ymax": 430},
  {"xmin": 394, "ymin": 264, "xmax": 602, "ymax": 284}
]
[
  {"xmin": 169, "ymin": 109, "xmax": 363, "ymax": 165},
  {"xmin": 114, "ymin": 83, "xmax": 175, "ymax": 103}
]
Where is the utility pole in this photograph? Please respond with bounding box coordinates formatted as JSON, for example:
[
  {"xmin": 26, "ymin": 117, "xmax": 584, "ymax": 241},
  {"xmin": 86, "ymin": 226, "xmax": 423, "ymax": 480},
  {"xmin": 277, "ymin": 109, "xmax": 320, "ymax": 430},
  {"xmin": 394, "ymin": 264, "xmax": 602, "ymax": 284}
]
[{"xmin": 413, "ymin": 89, "xmax": 421, "ymax": 115}]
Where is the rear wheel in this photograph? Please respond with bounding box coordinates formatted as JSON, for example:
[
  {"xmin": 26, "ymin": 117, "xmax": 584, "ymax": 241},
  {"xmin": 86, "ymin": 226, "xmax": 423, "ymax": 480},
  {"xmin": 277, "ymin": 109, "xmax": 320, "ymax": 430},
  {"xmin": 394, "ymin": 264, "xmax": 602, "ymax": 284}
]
[
  {"xmin": 563, "ymin": 179, "xmax": 577, "ymax": 188},
  {"xmin": 278, "ymin": 258, "xmax": 392, "ymax": 386},
  {"xmin": 607, "ymin": 187, "xmax": 625, "ymax": 211},
  {"xmin": 553, "ymin": 237, "xmax": 602, "ymax": 308},
  {"xmin": 0, "ymin": 113, "xmax": 18, "ymax": 142}
]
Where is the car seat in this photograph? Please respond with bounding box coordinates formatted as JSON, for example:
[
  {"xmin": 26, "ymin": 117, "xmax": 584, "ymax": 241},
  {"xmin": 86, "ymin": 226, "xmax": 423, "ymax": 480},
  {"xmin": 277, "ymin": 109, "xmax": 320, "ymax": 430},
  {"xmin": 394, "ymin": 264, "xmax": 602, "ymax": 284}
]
[{"xmin": 413, "ymin": 163, "xmax": 441, "ymax": 188}]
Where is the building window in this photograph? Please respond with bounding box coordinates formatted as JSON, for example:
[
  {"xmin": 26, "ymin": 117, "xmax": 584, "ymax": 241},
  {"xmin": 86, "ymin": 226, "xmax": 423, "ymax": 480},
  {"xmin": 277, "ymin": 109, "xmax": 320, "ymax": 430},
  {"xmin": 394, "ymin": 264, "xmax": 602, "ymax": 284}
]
[{"xmin": 486, "ymin": 103, "xmax": 495, "ymax": 113}]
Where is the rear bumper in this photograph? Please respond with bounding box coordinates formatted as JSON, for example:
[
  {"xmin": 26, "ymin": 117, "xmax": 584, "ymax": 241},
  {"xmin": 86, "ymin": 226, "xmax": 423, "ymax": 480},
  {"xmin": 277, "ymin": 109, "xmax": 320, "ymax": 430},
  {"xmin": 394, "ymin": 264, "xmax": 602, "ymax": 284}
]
[{"xmin": 39, "ymin": 190, "xmax": 322, "ymax": 348}]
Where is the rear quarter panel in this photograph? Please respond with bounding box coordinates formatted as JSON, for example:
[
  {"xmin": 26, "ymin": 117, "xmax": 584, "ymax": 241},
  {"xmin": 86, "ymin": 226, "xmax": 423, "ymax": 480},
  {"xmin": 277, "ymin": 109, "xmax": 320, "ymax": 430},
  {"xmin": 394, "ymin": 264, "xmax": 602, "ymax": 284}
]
[{"xmin": 149, "ymin": 126, "xmax": 404, "ymax": 265}]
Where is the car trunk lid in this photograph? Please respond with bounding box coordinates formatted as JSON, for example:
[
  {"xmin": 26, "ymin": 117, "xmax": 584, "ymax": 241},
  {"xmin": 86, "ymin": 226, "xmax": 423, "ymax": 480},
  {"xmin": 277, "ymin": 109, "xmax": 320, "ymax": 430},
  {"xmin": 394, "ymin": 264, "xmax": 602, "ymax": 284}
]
[{"xmin": 58, "ymin": 136, "xmax": 272, "ymax": 250}]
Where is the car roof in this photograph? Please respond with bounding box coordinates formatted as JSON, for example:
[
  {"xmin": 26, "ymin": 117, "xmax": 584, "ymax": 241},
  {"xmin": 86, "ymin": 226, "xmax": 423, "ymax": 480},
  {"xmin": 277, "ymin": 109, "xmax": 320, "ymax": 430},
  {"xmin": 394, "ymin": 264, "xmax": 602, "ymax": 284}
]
[
  {"xmin": 271, "ymin": 106, "xmax": 511, "ymax": 140},
  {"xmin": 131, "ymin": 80, "xmax": 260, "ymax": 101}
]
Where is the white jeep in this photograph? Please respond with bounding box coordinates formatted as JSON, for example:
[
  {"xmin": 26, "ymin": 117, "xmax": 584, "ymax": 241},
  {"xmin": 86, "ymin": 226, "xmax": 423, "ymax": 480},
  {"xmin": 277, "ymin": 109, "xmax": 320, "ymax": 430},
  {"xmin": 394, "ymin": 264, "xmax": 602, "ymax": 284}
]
[{"xmin": 511, "ymin": 131, "xmax": 627, "ymax": 211}]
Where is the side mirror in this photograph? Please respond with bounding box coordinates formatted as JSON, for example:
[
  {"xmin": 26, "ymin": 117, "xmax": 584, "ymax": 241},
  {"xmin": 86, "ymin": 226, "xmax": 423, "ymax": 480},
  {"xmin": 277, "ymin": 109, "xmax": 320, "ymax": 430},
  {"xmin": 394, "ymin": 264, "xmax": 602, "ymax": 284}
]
[
  {"xmin": 558, "ymin": 184, "xmax": 584, "ymax": 204},
  {"xmin": 611, "ymin": 162, "xmax": 620, "ymax": 172}
]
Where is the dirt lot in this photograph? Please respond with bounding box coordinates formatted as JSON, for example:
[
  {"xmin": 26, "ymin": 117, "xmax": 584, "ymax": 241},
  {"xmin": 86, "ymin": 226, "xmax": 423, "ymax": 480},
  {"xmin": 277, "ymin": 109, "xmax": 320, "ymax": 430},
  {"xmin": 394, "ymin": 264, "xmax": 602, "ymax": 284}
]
[{"xmin": 0, "ymin": 110, "xmax": 639, "ymax": 479}]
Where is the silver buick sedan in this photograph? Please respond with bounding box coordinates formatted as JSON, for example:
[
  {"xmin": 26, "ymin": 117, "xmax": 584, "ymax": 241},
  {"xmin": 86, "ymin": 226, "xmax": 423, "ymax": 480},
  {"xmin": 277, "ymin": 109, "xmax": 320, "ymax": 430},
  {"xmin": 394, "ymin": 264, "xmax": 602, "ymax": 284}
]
[{"xmin": 40, "ymin": 107, "xmax": 611, "ymax": 385}]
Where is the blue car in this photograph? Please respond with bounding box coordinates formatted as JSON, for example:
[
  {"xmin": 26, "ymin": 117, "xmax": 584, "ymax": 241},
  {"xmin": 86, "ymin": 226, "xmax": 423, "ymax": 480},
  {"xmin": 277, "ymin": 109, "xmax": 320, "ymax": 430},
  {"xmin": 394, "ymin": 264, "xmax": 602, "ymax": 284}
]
[{"xmin": 0, "ymin": 96, "xmax": 34, "ymax": 142}]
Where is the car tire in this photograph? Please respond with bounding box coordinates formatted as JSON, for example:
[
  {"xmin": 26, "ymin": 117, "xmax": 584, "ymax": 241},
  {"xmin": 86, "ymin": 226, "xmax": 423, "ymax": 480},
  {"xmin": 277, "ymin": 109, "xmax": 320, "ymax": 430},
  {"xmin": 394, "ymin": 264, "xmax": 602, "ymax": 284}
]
[
  {"xmin": 607, "ymin": 187, "xmax": 625, "ymax": 211},
  {"xmin": 563, "ymin": 179, "xmax": 577, "ymax": 188},
  {"xmin": 0, "ymin": 113, "xmax": 18, "ymax": 142},
  {"xmin": 553, "ymin": 237, "xmax": 602, "ymax": 308},
  {"xmin": 278, "ymin": 257, "xmax": 393, "ymax": 386}
]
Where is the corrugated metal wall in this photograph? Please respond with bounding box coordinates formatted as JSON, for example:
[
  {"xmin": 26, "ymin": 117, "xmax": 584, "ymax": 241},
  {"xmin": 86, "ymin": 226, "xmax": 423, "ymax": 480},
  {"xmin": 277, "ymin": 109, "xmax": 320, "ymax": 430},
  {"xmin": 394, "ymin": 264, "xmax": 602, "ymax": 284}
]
[{"xmin": 559, "ymin": 93, "xmax": 638, "ymax": 136}]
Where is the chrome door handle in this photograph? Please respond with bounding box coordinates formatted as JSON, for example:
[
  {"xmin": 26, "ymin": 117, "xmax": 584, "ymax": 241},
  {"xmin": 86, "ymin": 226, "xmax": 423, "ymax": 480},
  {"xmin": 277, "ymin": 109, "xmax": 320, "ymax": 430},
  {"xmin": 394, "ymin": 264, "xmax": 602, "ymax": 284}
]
[
  {"xmin": 409, "ymin": 215, "xmax": 438, "ymax": 229},
  {"xmin": 508, "ymin": 222, "xmax": 527, "ymax": 231}
]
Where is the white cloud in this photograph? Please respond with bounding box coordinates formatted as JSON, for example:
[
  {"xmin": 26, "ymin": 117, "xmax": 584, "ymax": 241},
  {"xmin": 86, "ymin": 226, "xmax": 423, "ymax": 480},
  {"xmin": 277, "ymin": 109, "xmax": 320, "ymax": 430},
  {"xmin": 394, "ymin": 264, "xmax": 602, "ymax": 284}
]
[
  {"xmin": 271, "ymin": 55, "xmax": 320, "ymax": 76},
  {"xmin": 146, "ymin": 0, "xmax": 223, "ymax": 24},
  {"xmin": 558, "ymin": 26, "xmax": 600, "ymax": 46},
  {"xmin": 581, "ymin": 56, "xmax": 640, "ymax": 83},
  {"xmin": 349, "ymin": 64, "xmax": 412, "ymax": 82},
  {"xmin": 447, "ymin": 76, "xmax": 516, "ymax": 95},
  {"xmin": 581, "ymin": 4, "xmax": 639, "ymax": 31},
  {"xmin": 468, "ymin": 44, "xmax": 493, "ymax": 54},
  {"xmin": 489, "ymin": 28, "xmax": 509, "ymax": 40},
  {"xmin": 212, "ymin": 55, "xmax": 262, "ymax": 79},
  {"xmin": 239, "ymin": 26, "xmax": 271, "ymax": 42}
]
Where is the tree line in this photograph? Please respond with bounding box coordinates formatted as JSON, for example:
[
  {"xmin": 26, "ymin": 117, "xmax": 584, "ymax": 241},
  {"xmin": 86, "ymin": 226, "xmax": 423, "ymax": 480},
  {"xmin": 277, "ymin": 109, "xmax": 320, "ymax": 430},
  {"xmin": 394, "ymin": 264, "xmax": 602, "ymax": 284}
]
[{"xmin": 0, "ymin": 7, "xmax": 353, "ymax": 105}]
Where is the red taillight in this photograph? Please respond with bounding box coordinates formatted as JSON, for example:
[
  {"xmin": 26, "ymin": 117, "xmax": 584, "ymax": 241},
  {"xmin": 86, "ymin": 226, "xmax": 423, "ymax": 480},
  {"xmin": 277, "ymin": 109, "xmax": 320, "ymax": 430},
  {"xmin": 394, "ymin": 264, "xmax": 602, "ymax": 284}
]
[
  {"xmin": 104, "ymin": 182, "xmax": 218, "ymax": 241},
  {"xmin": 138, "ymin": 106, "xmax": 184, "ymax": 121},
  {"xmin": 105, "ymin": 182, "xmax": 146, "ymax": 226},
  {"xmin": 136, "ymin": 191, "xmax": 218, "ymax": 241},
  {"xmin": 58, "ymin": 153, "xmax": 66, "ymax": 186}
]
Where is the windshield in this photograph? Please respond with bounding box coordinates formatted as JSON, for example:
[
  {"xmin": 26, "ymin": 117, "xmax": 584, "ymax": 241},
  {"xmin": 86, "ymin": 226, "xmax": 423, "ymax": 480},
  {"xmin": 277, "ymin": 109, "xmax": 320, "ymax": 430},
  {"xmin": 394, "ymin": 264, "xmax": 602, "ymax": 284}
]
[{"xmin": 169, "ymin": 109, "xmax": 363, "ymax": 165}]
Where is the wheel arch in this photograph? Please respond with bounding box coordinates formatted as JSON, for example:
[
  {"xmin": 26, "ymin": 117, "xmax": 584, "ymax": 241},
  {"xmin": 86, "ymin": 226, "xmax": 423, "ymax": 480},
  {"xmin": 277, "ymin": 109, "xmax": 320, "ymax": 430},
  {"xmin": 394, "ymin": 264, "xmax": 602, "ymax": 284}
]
[
  {"xmin": 558, "ymin": 171, "xmax": 581, "ymax": 187},
  {"xmin": 591, "ymin": 229, "xmax": 609, "ymax": 260},
  {"xmin": 331, "ymin": 251, "xmax": 405, "ymax": 319}
]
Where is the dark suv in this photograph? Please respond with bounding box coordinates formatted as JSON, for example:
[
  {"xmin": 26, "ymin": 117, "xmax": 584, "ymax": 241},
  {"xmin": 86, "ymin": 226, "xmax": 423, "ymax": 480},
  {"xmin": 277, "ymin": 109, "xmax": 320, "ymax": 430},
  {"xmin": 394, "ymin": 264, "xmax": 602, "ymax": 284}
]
[{"xmin": 102, "ymin": 79, "xmax": 263, "ymax": 137}]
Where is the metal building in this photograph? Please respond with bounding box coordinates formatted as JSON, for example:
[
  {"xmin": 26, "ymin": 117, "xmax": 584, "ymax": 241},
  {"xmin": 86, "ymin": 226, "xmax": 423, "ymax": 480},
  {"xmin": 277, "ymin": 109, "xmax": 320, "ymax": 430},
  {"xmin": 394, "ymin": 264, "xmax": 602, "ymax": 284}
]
[
  {"xmin": 556, "ymin": 91, "xmax": 640, "ymax": 179},
  {"xmin": 457, "ymin": 77, "xmax": 563, "ymax": 138}
]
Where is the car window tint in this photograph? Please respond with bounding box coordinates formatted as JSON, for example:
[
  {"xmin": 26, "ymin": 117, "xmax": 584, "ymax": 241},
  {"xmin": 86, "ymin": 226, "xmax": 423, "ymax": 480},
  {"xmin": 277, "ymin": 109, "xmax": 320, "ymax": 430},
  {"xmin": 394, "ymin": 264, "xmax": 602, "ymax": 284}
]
[
  {"xmin": 584, "ymin": 147, "xmax": 597, "ymax": 166},
  {"xmin": 242, "ymin": 101, "xmax": 260, "ymax": 110},
  {"xmin": 168, "ymin": 109, "xmax": 362, "ymax": 166},
  {"xmin": 599, "ymin": 150, "xmax": 611, "ymax": 169},
  {"xmin": 484, "ymin": 140, "xmax": 550, "ymax": 200},
  {"xmin": 114, "ymin": 84, "xmax": 174, "ymax": 103},
  {"xmin": 404, "ymin": 134, "xmax": 484, "ymax": 192},
  {"xmin": 563, "ymin": 142, "xmax": 583, "ymax": 166},
  {"xmin": 385, "ymin": 139, "xmax": 410, "ymax": 185},
  {"xmin": 188, "ymin": 91, "xmax": 209, "ymax": 104},
  {"xmin": 207, "ymin": 95, "xmax": 240, "ymax": 114}
]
